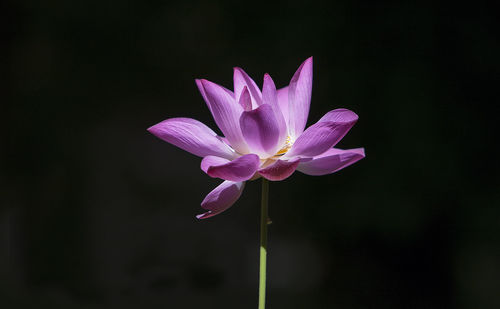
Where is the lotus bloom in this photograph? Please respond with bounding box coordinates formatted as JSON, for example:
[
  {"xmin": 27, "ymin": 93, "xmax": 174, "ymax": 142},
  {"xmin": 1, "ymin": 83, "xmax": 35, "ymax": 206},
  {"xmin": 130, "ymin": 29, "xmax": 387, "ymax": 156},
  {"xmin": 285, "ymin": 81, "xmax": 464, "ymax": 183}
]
[{"xmin": 148, "ymin": 57, "xmax": 365, "ymax": 219}]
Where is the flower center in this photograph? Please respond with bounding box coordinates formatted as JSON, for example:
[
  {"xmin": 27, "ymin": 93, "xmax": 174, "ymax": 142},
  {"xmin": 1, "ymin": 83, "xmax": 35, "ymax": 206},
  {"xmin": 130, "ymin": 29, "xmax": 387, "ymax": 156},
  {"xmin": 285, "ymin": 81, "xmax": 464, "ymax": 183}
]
[
  {"xmin": 257, "ymin": 136, "xmax": 294, "ymax": 170},
  {"xmin": 274, "ymin": 135, "xmax": 293, "ymax": 157}
]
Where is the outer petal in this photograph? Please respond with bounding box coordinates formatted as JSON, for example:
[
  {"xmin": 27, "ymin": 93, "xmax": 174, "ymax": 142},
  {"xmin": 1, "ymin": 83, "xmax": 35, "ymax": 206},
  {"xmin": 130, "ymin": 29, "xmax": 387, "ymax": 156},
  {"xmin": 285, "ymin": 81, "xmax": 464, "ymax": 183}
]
[
  {"xmin": 148, "ymin": 118, "xmax": 235, "ymax": 159},
  {"xmin": 288, "ymin": 57, "xmax": 313, "ymax": 139},
  {"xmin": 201, "ymin": 154, "xmax": 260, "ymax": 182},
  {"xmin": 197, "ymin": 181, "xmax": 245, "ymax": 219},
  {"xmin": 200, "ymin": 79, "xmax": 249, "ymax": 153},
  {"xmin": 297, "ymin": 148, "xmax": 365, "ymax": 176},
  {"xmin": 239, "ymin": 104, "xmax": 280, "ymax": 158},
  {"xmin": 277, "ymin": 86, "xmax": 289, "ymax": 125},
  {"xmin": 195, "ymin": 79, "xmax": 210, "ymax": 113},
  {"xmin": 234, "ymin": 67, "xmax": 262, "ymax": 108},
  {"xmin": 258, "ymin": 158, "xmax": 300, "ymax": 181},
  {"xmin": 318, "ymin": 108, "xmax": 359, "ymax": 123},
  {"xmin": 285, "ymin": 109, "xmax": 358, "ymax": 158}
]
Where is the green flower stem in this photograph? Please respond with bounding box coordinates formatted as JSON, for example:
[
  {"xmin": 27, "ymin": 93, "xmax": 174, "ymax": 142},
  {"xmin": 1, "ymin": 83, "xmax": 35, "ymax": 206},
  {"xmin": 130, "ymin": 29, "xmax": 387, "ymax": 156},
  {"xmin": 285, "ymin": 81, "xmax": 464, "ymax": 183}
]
[{"xmin": 259, "ymin": 178, "xmax": 269, "ymax": 309}]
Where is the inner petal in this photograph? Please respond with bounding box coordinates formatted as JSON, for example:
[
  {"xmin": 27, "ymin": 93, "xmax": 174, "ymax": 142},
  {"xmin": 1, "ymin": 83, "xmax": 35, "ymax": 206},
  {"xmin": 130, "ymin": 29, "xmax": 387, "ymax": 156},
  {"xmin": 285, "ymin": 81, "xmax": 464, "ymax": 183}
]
[{"xmin": 239, "ymin": 104, "xmax": 280, "ymax": 158}]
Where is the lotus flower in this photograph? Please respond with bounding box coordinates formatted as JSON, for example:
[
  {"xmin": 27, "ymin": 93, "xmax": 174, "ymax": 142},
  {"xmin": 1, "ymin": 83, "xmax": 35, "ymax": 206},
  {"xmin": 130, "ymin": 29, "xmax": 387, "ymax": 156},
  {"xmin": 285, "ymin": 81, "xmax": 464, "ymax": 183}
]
[{"xmin": 148, "ymin": 57, "xmax": 365, "ymax": 219}]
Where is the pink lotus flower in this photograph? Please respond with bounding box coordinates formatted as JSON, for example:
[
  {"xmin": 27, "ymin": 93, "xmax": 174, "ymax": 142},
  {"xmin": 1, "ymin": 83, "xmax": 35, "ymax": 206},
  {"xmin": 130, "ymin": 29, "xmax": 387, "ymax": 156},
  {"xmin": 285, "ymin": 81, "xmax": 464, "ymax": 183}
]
[{"xmin": 148, "ymin": 57, "xmax": 365, "ymax": 219}]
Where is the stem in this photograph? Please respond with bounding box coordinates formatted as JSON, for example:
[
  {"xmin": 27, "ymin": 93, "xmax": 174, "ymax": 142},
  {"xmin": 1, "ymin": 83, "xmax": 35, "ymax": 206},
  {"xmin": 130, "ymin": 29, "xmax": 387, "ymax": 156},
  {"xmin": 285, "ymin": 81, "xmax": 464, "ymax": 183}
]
[{"xmin": 259, "ymin": 178, "xmax": 269, "ymax": 309}]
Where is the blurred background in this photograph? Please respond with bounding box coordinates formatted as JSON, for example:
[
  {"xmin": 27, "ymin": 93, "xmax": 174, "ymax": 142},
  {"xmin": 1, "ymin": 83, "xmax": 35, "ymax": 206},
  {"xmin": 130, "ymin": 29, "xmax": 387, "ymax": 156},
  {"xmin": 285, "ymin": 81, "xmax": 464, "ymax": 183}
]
[{"xmin": 2, "ymin": 0, "xmax": 499, "ymax": 308}]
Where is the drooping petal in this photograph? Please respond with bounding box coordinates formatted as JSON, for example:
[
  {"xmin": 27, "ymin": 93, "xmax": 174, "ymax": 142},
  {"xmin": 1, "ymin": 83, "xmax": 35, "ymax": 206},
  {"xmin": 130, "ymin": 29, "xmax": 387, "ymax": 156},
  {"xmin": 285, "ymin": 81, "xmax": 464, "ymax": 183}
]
[
  {"xmin": 239, "ymin": 104, "xmax": 280, "ymax": 158},
  {"xmin": 238, "ymin": 86, "xmax": 252, "ymax": 111},
  {"xmin": 263, "ymin": 74, "xmax": 288, "ymax": 150},
  {"xmin": 297, "ymin": 148, "xmax": 365, "ymax": 176},
  {"xmin": 277, "ymin": 86, "xmax": 289, "ymax": 125},
  {"xmin": 258, "ymin": 158, "xmax": 300, "ymax": 181},
  {"xmin": 201, "ymin": 154, "xmax": 260, "ymax": 182},
  {"xmin": 288, "ymin": 57, "xmax": 313, "ymax": 140},
  {"xmin": 148, "ymin": 118, "xmax": 235, "ymax": 159},
  {"xmin": 200, "ymin": 79, "xmax": 249, "ymax": 154},
  {"xmin": 234, "ymin": 67, "xmax": 262, "ymax": 108},
  {"xmin": 285, "ymin": 109, "xmax": 358, "ymax": 158},
  {"xmin": 197, "ymin": 181, "xmax": 245, "ymax": 219}
]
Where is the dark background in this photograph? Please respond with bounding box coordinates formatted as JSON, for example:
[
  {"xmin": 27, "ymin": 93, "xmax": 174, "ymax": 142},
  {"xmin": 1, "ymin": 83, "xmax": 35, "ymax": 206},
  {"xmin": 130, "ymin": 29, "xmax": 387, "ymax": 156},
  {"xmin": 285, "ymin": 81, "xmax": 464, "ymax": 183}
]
[{"xmin": 2, "ymin": 0, "xmax": 499, "ymax": 308}]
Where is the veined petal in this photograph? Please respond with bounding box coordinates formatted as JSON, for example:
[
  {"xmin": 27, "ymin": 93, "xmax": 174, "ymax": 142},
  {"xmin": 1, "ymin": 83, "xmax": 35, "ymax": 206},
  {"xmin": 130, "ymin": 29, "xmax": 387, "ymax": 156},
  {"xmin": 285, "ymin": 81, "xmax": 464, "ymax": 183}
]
[
  {"xmin": 201, "ymin": 154, "xmax": 260, "ymax": 182},
  {"xmin": 258, "ymin": 158, "xmax": 300, "ymax": 181},
  {"xmin": 239, "ymin": 104, "xmax": 280, "ymax": 158},
  {"xmin": 197, "ymin": 181, "xmax": 245, "ymax": 219},
  {"xmin": 262, "ymin": 74, "xmax": 278, "ymax": 108},
  {"xmin": 148, "ymin": 118, "xmax": 235, "ymax": 159},
  {"xmin": 195, "ymin": 79, "xmax": 210, "ymax": 113},
  {"xmin": 285, "ymin": 109, "xmax": 358, "ymax": 158},
  {"xmin": 277, "ymin": 86, "xmax": 289, "ymax": 125},
  {"xmin": 319, "ymin": 108, "xmax": 359, "ymax": 123},
  {"xmin": 234, "ymin": 67, "xmax": 262, "ymax": 108},
  {"xmin": 196, "ymin": 79, "xmax": 234, "ymax": 111},
  {"xmin": 200, "ymin": 79, "xmax": 249, "ymax": 154},
  {"xmin": 297, "ymin": 148, "xmax": 365, "ymax": 176},
  {"xmin": 288, "ymin": 57, "xmax": 313, "ymax": 140},
  {"xmin": 263, "ymin": 74, "xmax": 287, "ymax": 149}
]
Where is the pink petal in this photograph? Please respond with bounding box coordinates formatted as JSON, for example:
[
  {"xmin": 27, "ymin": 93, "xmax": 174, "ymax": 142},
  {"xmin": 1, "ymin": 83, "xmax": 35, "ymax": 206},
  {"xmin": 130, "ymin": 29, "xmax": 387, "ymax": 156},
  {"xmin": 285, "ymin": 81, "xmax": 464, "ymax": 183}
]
[
  {"xmin": 148, "ymin": 118, "xmax": 235, "ymax": 159},
  {"xmin": 197, "ymin": 181, "xmax": 245, "ymax": 219},
  {"xmin": 234, "ymin": 67, "xmax": 262, "ymax": 108},
  {"xmin": 200, "ymin": 156, "xmax": 229, "ymax": 173},
  {"xmin": 297, "ymin": 148, "xmax": 365, "ymax": 176},
  {"xmin": 201, "ymin": 154, "xmax": 260, "ymax": 182},
  {"xmin": 277, "ymin": 86, "xmax": 289, "ymax": 125},
  {"xmin": 263, "ymin": 74, "xmax": 288, "ymax": 149},
  {"xmin": 258, "ymin": 158, "xmax": 300, "ymax": 181},
  {"xmin": 288, "ymin": 57, "xmax": 313, "ymax": 139},
  {"xmin": 238, "ymin": 86, "xmax": 252, "ymax": 111},
  {"xmin": 200, "ymin": 79, "xmax": 249, "ymax": 154},
  {"xmin": 195, "ymin": 79, "xmax": 210, "ymax": 113},
  {"xmin": 286, "ymin": 109, "xmax": 358, "ymax": 158},
  {"xmin": 319, "ymin": 108, "xmax": 359, "ymax": 123},
  {"xmin": 239, "ymin": 104, "xmax": 280, "ymax": 158}
]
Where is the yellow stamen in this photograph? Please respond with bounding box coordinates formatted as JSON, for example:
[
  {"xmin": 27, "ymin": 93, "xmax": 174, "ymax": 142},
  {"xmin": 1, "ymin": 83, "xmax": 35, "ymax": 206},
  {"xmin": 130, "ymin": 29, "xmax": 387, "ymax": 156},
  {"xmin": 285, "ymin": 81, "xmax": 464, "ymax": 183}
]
[{"xmin": 274, "ymin": 135, "xmax": 293, "ymax": 156}]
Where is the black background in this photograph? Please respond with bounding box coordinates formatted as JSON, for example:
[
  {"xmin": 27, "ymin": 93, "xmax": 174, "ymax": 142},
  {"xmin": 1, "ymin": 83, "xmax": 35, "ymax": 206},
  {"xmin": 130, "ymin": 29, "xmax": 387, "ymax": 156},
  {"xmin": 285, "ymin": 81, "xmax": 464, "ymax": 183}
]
[{"xmin": 2, "ymin": 0, "xmax": 499, "ymax": 308}]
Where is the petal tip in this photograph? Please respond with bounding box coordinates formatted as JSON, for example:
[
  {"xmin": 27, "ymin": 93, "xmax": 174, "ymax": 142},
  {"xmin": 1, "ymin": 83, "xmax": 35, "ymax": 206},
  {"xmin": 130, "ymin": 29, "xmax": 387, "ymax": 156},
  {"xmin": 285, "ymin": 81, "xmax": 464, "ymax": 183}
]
[
  {"xmin": 263, "ymin": 73, "xmax": 276, "ymax": 88},
  {"xmin": 195, "ymin": 79, "xmax": 205, "ymax": 88},
  {"xmin": 146, "ymin": 122, "xmax": 163, "ymax": 136},
  {"xmin": 355, "ymin": 147, "xmax": 366, "ymax": 157},
  {"xmin": 295, "ymin": 57, "xmax": 313, "ymax": 75},
  {"xmin": 196, "ymin": 211, "xmax": 220, "ymax": 220},
  {"xmin": 200, "ymin": 79, "xmax": 217, "ymax": 89},
  {"xmin": 196, "ymin": 212, "xmax": 211, "ymax": 220},
  {"xmin": 199, "ymin": 181, "xmax": 245, "ymax": 218},
  {"xmin": 320, "ymin": 108, "xmax": 359, "ymax": 125},
  {"xmin": 233, "ymin": 67, "xmax": 245, "ymax": 75}
]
